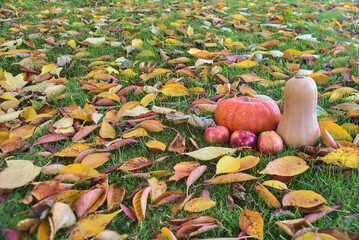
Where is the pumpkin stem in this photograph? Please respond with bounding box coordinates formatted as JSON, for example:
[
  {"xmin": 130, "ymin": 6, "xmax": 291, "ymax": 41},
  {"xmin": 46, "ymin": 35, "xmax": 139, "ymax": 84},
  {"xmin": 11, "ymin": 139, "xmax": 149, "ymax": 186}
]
[
  {"xmin": 244, "ymin": 96, "xmax": 250, "ymax": 102},
  {"xmin": 294, "ymin": 72, "xmax": 305, "ymax": 79}
]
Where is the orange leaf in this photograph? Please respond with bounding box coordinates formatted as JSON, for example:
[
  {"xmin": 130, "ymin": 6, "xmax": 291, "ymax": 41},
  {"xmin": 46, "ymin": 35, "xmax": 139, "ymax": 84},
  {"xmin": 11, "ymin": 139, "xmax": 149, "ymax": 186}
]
[
  {"xmin": 132, "ymin": 187, "xmax": 152, "ymax": 224},
  {"xmin": 254, "ymin": 182, "xmax": 281, "ymax": 208},
  {"xmin": 107, "ymin": 184, "xmax": 125, "ymax": 210},
  {"xmin": 81, "ymin": 153, "xmax": 110, "ymax": 168},
  {"xmin": 161, "ymin": 84, "xmax": 189, "ymax": 97},
  {"xmin": 135, "ymin": 120, "xmax": 167, "ymax": 132},
  {"xmin": 258, "ymin": 156, "xmax": 309, "ymax": 177}
]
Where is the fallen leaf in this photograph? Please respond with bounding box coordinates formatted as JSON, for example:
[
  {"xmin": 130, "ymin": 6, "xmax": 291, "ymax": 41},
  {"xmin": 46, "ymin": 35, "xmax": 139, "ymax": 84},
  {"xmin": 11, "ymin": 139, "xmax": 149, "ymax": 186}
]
[
  {"xmin": 59, "ymin": 163, "xmax": 102, "ymax": 179},
  {"xmin": 67, "ymin": 210, "xmax": 121, "ymax": 240},
  {"xmin": 100, "ymin": 118, "xmax": 115, "ymax": 139},
  {"xmin": 168, "ymin": 132, "xmax": 186, "ymax": 153},
  {"xmin": 122, "ymin": 128, "xmax": 148, "ymax": 138},
  {"xmin": 262, "ymin": 180, "xmax": 288, "ymax": 190},
  {"xmin": 259, "ymin": 156, "xmax": 309, "ymax": 176},
  {"xmin": 119, "ymin": 157, "xmax": 154, "ymax": 171},
  {"xmin": 282, "ymin": 190, "xmax": 326, "ymax": 208},
  {"xmin": 185, "ymin": 147, "xmax": 237, "ymax": 161},
  {"xmin": 321, "ymin": 147, "xmax": 359, "ymax": 168},
  {"xmin": 187, "ymin": 165, "xmax": 207, "ymax": 194},
  {"xmin": 202, "ymin": 173, "xmax": 257, "ymax": 185},
  {"xmin": 276, "ymin": 218, "xmax": 314, "ymax": 237},
  {"xmin": 82, "ymin": 153, "xmax": 110, "ymax": 168},
  {"xmin": 239, "ymin": 209, "xmax": 264, "ymax": 240},
  {"xmin": 216, "ymin": 155, "xmax": 241, "ymax": 175},
  {"xmin": 0, "ymin": 160, "xmax": 41, "ymax": 189},
  {"xmin": 254, "ymin": 182, "xmax": 281, "ymax": 208},
  {"xmin": 184, "ymin": 198, "xmax": 216, "ymax": 212},
  {"xmin": 318, "ymin": 121, "xmax": 352, "ymax": 141},
  {"xmin": 132, "ymin": 187, "xmax": 151, "ymax": 224},
  {"xmin": 54, "ymin": 143, "xmax": 92, "ymax": 157},
  {"xmin": 52, "ymin": 202, "xmax": 76, "ymax": 234},
  {"xmin": 295, "ymin": 232, "xmax": 338, "ymax": 240}
]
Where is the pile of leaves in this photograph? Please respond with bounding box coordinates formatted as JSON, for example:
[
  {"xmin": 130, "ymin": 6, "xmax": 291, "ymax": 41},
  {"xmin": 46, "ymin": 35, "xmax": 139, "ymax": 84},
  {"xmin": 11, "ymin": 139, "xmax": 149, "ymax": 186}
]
[{"xmin": 0, "ymin": 0, "xmax": 358, "ymax": 239}]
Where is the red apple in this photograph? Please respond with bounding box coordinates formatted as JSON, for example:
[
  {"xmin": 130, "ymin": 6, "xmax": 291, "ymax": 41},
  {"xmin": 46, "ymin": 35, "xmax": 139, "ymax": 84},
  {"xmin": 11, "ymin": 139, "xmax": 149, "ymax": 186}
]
[
  {"xmin": 204, "ymin": 126, "xmax": 230, "ymax": 145},
  {"xmin": 230, "ymin": 130, "xmax": 257, "ymax": 148},
  {"xmin": 257, "ymin": 131, "xmax": 283, "ymax": 154}
]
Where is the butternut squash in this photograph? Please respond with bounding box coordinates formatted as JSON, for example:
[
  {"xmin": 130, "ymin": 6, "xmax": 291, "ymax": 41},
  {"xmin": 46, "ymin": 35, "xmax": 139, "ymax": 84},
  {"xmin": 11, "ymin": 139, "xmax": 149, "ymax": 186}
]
[{"xmin": 276, "ymin": 73, "xmax": 320, "ymax": 148}]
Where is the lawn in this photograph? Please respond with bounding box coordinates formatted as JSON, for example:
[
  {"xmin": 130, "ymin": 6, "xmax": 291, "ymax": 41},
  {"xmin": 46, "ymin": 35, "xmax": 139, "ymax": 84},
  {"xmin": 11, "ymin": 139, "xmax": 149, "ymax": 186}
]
[{"xmin": 0, "ymin": 0, "xmax": 358, "ymax": 239}]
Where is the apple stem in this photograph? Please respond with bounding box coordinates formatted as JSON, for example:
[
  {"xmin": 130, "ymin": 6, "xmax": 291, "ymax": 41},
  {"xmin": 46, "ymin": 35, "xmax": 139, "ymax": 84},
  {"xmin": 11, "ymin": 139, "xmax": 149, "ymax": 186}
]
[{"xmin": 244, "ymin": 96, "xmax": 250, "ymax": 102}]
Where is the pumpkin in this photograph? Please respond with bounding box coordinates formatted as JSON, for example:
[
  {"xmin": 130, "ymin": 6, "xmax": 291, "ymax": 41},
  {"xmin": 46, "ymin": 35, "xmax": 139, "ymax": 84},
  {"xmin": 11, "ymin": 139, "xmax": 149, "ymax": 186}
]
[
  {"xmin": 214, "ymin": 96, "xmax": 281, "ymax": 135},
  {"xmin": 276, "ymin": 73, "xmax": 320, "ymax": 148}
]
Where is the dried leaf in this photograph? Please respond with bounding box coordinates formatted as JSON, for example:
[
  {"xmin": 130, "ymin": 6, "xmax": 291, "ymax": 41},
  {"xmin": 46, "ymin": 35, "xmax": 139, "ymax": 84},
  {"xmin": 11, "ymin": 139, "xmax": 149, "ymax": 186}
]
[
  {"xmin": 132, "ymin": 187, "xmax": 151, "ymax": 224},
  {"xmin": 52, "ymin": 202, "xmax": 76, "ymax": 234},
  {"xmin": 276, "ymin": 218, "xmax": 313, "ymax": 237},
  {"xmin": 185, "ymin": 147, "xmax": 237, "ymax": 161},
  {"xmin": 54, "ymin": 143, "xmax": 92, "ymax": 157},
  {"xmin": 168, "ymin": 132, "xmax": 186, "ymax": 153},
  {"xmin": 282, "ymin": 190, "xmax": 326, "ymax": 208},
  {"xmin": 202, "ymin": 173, "xmax": 257, "ymax": 185},
  {"xmin": 119, "ymin": 157, "xmax": 153, "ymax": 171},
  {"xmin": 262, "ymin": 180, "xmax": 288, "ymax": 190},
  {"xmin": 82, "ymin": 153, "xmax": 110, "ymax": 168},
  {"xmin": 239, "ymin": 209, "xmax": 264, "ymax": 240},
  {"xmin": 321, "ymin": 147, "xmax": 359, "ymax": 168},
  {"xmin": 122, "ymin": 128, "xmax": 148, "ymax": 138},
  {"xmin": 187, "ymin": 165, "xmax": 207, "ymax": 194},
  {"xmin": 319, "ymin": 121, "xmax": 352, "ymax": 141},
  {"xmin": 216, "ymin": 155, "xmax": 241, "ymax": 175},
  {"xmin": 259, "ymin": 156, "xmax": 309, "ymax": 176},
  {"xmin": 184, "ymin": 197, "xmax": 216, "ymax": 212},
  {"xmin": 254, "ymin": 182, "xmax": 281, "ymax": 208},
  {"xmin": 295, "ymin": 232, "xmax": 338, "ymax": 240},
  {"xmin": 0, "ymin": 160, "xmax": 41, "ymax": 189},
  {"xmin": 67, "ymin": 210, "xmax": 121, "ymax": 240},
  {"xmin": 100, "ymin": 118, "xmax": 115, "ymax": 139},
  {"xmin": 107, "ymin": 184, "xmax": 125, "ymax": 210},
  {"xmin": 59, "ymin": 163, "xmax": 102, "ymax": 179}
]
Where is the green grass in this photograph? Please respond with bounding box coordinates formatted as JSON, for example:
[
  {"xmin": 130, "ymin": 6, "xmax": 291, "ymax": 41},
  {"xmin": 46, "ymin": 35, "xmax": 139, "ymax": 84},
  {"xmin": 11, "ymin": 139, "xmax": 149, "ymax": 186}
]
[{"xmin": 0, "ymin": 0, "xmax": 359, "ymax": 239}]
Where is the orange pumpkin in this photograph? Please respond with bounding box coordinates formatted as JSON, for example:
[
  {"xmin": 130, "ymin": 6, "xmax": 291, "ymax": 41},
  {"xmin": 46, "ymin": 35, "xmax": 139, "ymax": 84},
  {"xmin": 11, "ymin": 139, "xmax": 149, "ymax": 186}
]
[{"xmin": 214, "ymin": 97, "xmax": 281, "ymax": 135}]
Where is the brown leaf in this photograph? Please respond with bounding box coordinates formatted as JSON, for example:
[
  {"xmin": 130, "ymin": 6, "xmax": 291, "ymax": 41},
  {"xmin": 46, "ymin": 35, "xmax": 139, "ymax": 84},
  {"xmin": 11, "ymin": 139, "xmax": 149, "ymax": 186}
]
[
  {"xmin": 151, "ymin": 191, "xmax": 186, "ymax": 206},
  {"xmin": 119, "ymin": 157, "xmax": 154, "ymax": 171},
  {"xmin": 276, "ymin": 218, "xmax": 314, "ymax": 237},
  {"xmin": 31, "ymin": 134, "xmax": 69, "ymax": 153},
  {"xmin": 168, "ymin": 132, "xmax": 186, "ymax": 153},
  {"xmin": 318, "ymin": 228, "xmax": 359, "ymax": 240},
  {"xmin": 31, "ymin": 180, "xmax": 71, "ymax": 201},
  {"xmin": 107, "ymin": 184, "xmax": 125, "ymax": 210},
  {"xmin": 304, "ymin": 205, "xmax": 341, "ymax": 223},
  {"xmin": 186, "ymin": 165, "xmax": 207, "ymax": 194}
]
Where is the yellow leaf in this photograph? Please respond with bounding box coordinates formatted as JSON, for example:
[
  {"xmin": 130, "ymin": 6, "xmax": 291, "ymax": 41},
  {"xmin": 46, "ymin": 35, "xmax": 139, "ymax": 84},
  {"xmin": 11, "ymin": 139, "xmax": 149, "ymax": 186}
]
[
  {"xmin": 318, "ymin": 121, "xmax": 352, "ymax": 141},
  {"xmin": 202, "ymin": 173, "xmax": 258, "ymax": 185},
  {"xmin": 161, "ymin": 84, "xmax": 189, "ymax": 97},
  {"xmin": 146, "ymin": 140, "xmax": 166, "ymax": 153},
  {"xmin": 67, "ymin": 39, "xmax": 76, "ymax": 48},
  {"xmin": 165, "ymin": 38, "xmax": 182, "ymax": 44},
  {"xmin": 235, "ymin": 60, "xmax": 258, "ymax": 69},
  {"xmin": 282, "ymin": 190, "xmax": 326, "ymax": 208},
  {"xmin": 123, "ymin": 128, "xmax": 148, "ymax": 138},
  {"xmin": 239, "ymin": 209, "xmax": 264, "ymax": 240},
  {"xmin": 308, "ymin": 73, "xmax": 330, "ymax": 85},
  {"xmin": 0, "ymin": 71, "xmax": 26, "ymax": 91},
  {"xmin": 295, "ymin": 232, "xmax": 338, "ymax": 240},
  {"xmin": 140, "ymin": 93, "xmax": 156, "ymax": 107},
  {"xmin": 0, "ymin": 160, "xmax": 41, "ymax": 189},
  {"xmin": 184, "ymin": 198, "xmax": 216, "ymax": 212},
  {"xmin": 233, "ymin": 42, "xmax": 244, "ymax": 48},
  {"xmin": 224, "ymin": 38, "xmax": 233, "ymax": 48},
  {"xmin": 262, "ymin": 180, "xmax": 288, "ymax": 190},
  {"xmin": 67, "ymin": 210, "xmax": 121, "ymax": 240},
  {"xmin": 54, "ymin": 143, "xmax": 92, "ymax": 157},
  {"xmin": 259, "ymin": 156, "xmax": 309, "ymax": 176},
  {"xmin": 100, "ymin": 118, "xmax": 115, "ymax": 139},
  {"xmin": 341, "ymin": 123, "xmax": 359, "ymax": 135},
  {"xmin": 121, "ymin": 69, "xmax": 137, "ymax": 79},
  {"xmin": 76, "ymin": 51, "xmax": 92, "ymax": 58},
  {"xmin": 40, "ymin": 63, "xmax": 58, "ymax": 76},
  {"xmin": 185, "ymin": 147, "xmax": 237, "ymax": 161},
  {"xmin": 322, "ymin": 147, "xmax": 359, "ymax": 168},
  {"xmin": 59, "ymin": 163, "xmax": 102, "ymax": 179},
  {"xmin": 232, "ymin": 14, "xmax": 246, "ymax": 20},
  {"xmin": 329, "ymin": 87, "xmax": 358, "ymax": 102},
  {"xmin": 0, "ymin": 132, "xmax": 9, "ymax": 144},
  {"xmin": 37, "ymin": 220, "xmax": 50, "ymax": 240},
  {"xmin": 187, "ymin": 25, "xmax": 194, "ymax": 38},
  {"xmin": 216, "ymin": 155, "xmax": 241, "ymax": 175},
  {"xmin": 131, "ymin": 38, "xmax": 143, "ymax": 48}
]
